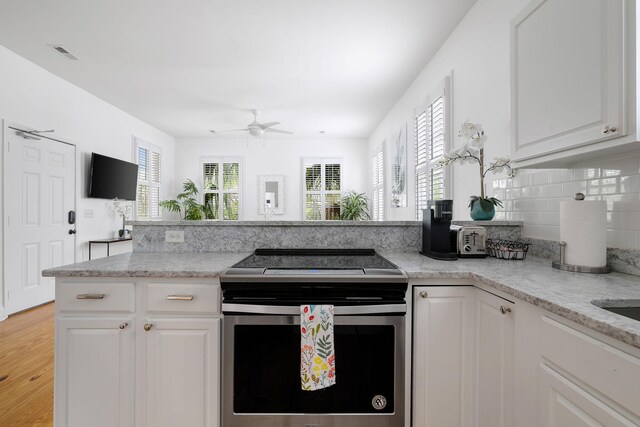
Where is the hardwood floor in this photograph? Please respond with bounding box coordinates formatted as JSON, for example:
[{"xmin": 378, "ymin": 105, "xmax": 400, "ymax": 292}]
[{"xmin": 0, "ymin": 302, "xmax": 55, "ymax": 427}]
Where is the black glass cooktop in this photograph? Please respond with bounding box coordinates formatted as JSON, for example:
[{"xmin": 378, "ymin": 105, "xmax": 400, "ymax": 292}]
[{"xmin": 231, "ymin": 248, "xmax": 398, "ymax": 270}]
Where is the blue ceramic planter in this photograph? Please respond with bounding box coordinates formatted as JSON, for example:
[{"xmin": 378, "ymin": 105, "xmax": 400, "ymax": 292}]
[{"xmin": 469, "ymin": 199, "xmax": 495, "ymax": 221}]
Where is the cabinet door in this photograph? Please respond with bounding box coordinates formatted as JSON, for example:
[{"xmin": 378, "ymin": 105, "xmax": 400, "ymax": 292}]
[
  {"xmin": 413, "ymin": 286, "xmax": 476, "ymax": 427},
  {"xmin": 55, "ymin": 317, "xmax": 135, "ymax": 427},
  {"xmin": 474, "ymin": 290, "xmax": 515, "ymax": 427},
  {"xmin": 511, "ymin": 0, "xmax": 626, "ymax": 162},
  {"xmin": 143, "ymin": 318, "xmax": 220, "ymax": 427},
  {"xmin": 540, "ymin": 363, "xmax": 639, "ymax": 426}
]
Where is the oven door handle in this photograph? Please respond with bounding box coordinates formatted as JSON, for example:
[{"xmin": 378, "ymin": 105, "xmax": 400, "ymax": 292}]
[{"xmin": 222, "ymin": 303, "xmax": 406, "ymax": 316}]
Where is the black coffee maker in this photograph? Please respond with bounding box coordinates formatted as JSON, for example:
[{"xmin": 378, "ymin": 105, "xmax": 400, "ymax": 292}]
[{"xmin": 421, "ymin": 199, "xmax": 457, "ymax": 260}]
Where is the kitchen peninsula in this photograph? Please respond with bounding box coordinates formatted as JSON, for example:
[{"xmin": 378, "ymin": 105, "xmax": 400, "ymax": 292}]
[{"xmin": 43, "ymin": 221, "xmax": 640, "ymax": 427}]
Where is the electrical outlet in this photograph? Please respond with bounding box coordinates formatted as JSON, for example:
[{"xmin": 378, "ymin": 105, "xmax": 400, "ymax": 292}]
[
  {"xmin": 84, "ymin": 209, "xmax": 94, "ymax": 218},
  {"xmin": 165, "ymin": 230, "xmax": 184, "ymax": 243}
]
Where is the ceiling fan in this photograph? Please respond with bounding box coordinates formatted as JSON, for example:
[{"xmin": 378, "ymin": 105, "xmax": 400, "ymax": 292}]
[{"xmin": 211, "ymin": 109, "xmax": 293, "ymax": 138}]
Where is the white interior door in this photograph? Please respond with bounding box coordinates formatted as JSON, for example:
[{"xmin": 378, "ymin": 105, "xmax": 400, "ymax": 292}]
[{"xmin": 4, "ymin": 125, "xmax": 76, "ymax": 314}]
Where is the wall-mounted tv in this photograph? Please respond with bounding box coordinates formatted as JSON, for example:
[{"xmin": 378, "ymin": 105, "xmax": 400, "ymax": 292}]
[{"xmin": 88, "ymin": 153, "xmax": 139, "ymax": 201}]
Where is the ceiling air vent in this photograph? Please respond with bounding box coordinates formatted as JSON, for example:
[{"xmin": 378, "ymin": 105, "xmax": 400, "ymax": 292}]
[{"xmin": 50, "ymin": 45, "xmax": 79, "ymax": 60}]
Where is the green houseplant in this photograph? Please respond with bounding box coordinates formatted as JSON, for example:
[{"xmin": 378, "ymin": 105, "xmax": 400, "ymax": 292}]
[
  {"xmin": 340, "ymin": 191, "xmax": 371, "ymax": 220},
  {"xmin": 160, "ymin": 179, "xmax": 211, "ymax": 220},
  {"xmin": 437, "ymin": 122, "xmax": 513, "ymax": 220}
]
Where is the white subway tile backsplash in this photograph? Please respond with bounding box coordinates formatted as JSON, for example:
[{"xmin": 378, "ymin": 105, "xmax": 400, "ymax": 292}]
[
  {"xmin": 548, "ymin": 197, "xmax": 565, "ymax": 212},
  {"xmin": 494, "ymin": 155, "xmax": 640, "ymax": 250},
  {"xmin": 512, "ymin": 173, "xmax": 531, "ymax": 187},
  {"xmin": 506, "ymin": 188, "xmax": 522, "ymax": 200},
  {"xmin": 606, "ymin": 212, "xmax": 621, "ymax": 229},
  {"xmin": 562, "ymin": 180, "xmax": 587, "ymax": 197},
  {"xmin": 548, "ymin": 169, "xmax": 572, "ymax": 182},
  {"xmin": 572, "ymin": 167, "xmax": 600, "ymax": 181},
  {"xmin": 621, "ymin": 175, "xmax": 640, "ymax": 193},
  {"xmin": 531, "ymin": 171, "xmax": 549, "ymax": 185},
  {"xmin": 602, "ymin": 194, "xmax": 640, "ymax": 212},
  {"xmin": 620, "ymin": 211, "xmax": 640, "ymax": 231},
  {"xmin": 606, "ymin": 229, "xmax": 639, "ymax": 250},
  {"xmin": 539, "ymin": 212, "xmax": 560, "ymax": 226},
  {"xmin": 530, "ymin": 199, "xmax": 549, "ymax": 212},
  {"xmin": 538, "ymin": 183, "xmax": 562, "ymax": 198}
]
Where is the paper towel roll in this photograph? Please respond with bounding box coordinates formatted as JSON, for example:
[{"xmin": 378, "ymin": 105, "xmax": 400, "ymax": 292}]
[{"xmin": 559, "ymin": 200, "xmax": 607, "ymax": 268}]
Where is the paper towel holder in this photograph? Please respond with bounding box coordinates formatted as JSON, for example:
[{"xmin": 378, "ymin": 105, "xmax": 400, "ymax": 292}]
[{"xmin": 552, "ymin": 241, "xmax": 611, "ymax": 273}]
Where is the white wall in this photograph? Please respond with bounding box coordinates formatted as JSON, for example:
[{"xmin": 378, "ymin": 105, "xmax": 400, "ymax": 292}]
[
  {"xmin": 174, "ymin": 137, "xmax": 368, "ymax": 220},
  {"xmin": 0, "ymin": 45, "xmax": 175, "ymax": 318},
  {"xmin": 368, "ymin": 0, "xmax": 529, "ymax": 220}
]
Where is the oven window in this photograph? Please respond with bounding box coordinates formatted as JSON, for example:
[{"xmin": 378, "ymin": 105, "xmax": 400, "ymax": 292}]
[{"xmin": 233, "ymin": 324, "xmax": 396, "ymax": 414}]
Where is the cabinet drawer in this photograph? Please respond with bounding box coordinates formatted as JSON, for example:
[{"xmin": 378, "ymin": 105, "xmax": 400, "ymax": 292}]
[
  {"xmin": 57, "ymin": 282, "xmax": 135, "ymax": 313},
  {"xmin": 146, "ymin": 283, "xmax": 220, "ymax": 314},
  {"xmin": 540, "ymin": 315, "xmax": 640, "ymax": 417}
]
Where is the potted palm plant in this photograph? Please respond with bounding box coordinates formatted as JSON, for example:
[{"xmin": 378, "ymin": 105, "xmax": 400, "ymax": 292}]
[
  {"xmin": 437, "ymin": 122, "xmax": 513, "ymax": 220},
  {"xmin": 160, "ymin": 179, "xmax": 210, "ymax": 220}
]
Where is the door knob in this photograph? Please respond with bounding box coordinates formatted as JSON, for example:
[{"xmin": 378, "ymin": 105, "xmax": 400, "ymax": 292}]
[
  {"xmin": 419, "ymin": 291, "xmax": 428, "ymax": 299},
  {"xmin": 68, "ymin": 229, "xmax": 76, "ymax": 235}
]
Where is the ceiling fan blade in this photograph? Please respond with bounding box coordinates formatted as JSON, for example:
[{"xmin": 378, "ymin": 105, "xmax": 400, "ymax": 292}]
[
  {"xmin": 215, "ymin": 128, "xmax": 250, "ymax": 133},
  {"xmin": 259, "ymin": 121, "xmax": 280, "ymax": 129},
  {"xmin": 265, "ymin": 128, "xmax": 294, "ymax": 135}
]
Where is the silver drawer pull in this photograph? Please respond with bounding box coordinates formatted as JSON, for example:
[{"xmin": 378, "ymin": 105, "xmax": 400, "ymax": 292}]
[
  {"xmin": 76, "ymin": 293, "xmax": 105, "ymax": 300},
  {"xmin": 500, "ymin": 305, "xmax": 512, "ymax": 315},
  {"xmin": 166, "ymin": 295, "xmax": 194, "ymax": 301}
]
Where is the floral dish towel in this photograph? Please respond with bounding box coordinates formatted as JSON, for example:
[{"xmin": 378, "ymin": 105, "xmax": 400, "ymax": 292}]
[{"xmin": 300, "ymin": 304, "xmax": 335, "ymax": 391}]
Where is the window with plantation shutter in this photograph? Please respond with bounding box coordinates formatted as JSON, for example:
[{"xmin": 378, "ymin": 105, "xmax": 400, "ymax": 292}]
[
  {"xmin": 303, "ymin": 158, "xmax": 342, "ymax": 220},
  {"xmin": 372, "ymin": 145, "xmax": 384, "ymax": 221},
  {"xmin": 415, "ymin": 77, "xmax": 450, "ymax": 220},
  {"xmin": 202, "ymin": 157, "xmax": 241, "ymax": 220},
  {"xmin": 134, "ymin": 139, "xmax": 162, "ymax": 220}
]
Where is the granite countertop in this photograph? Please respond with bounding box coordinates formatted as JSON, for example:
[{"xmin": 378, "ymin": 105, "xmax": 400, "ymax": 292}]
[
  {"xmin": 382, "ymin": 252, "xmax": 640, "ymax": 350},
  {"xmin": 42, "ymin": 252, "xmax": 251, "ymax": 278},
  {"xmin": 126, "ymin": 220, "xmax": 522, "ymax": 227},
  {"xmin": 43, "ymin": 251, "xmax": 640, "ymax": 350}
]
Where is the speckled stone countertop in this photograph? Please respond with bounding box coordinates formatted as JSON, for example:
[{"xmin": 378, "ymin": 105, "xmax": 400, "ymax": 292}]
[
  {"xmin": 43, "ymin": 251, "xmax": 640, "ymax": 349},
  {"xmin": 382, "ymin": 252, "xmax": 640, "ymax": 350},
  {"xmin": 42, "ymin": 252, "xmax": 251, "ymax": 278}
]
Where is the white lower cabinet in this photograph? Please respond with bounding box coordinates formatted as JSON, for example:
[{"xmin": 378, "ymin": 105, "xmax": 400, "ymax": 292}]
[
  {"xmin": 412, "ymin": 286, "xmax": 475, "ymax": 426},
  {"xmin": 412, "ymin": 285, "xmax": 514, "ymax": 427},
  {"xmin": 474, "ymin": 289, "xmax": 514, "ymax": 427},
  {"xmin": 538, "ymin": 314, "xmax": 640, "ymax": 426},
  {"xmin": 55, "ymin": 317, "xmax": 135, "ymax": 427},
  {"xmin": 142, "ymin": 318, "xmax": 220, "ymax": 427},
  {"xmin": 55, "ymin": 279, "xmax": 221, "ymax": 427}
]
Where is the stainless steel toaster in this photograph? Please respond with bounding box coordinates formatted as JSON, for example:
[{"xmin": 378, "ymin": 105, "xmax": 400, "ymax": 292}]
[{"xmin": 450, "ymin": 225, "xmax": 487, "ymax": 258}]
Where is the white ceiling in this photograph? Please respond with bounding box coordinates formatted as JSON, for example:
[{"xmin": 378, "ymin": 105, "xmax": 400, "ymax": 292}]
[{"xmin": 0, "ymin": 0, "xmax": 476, "ymax": 139}]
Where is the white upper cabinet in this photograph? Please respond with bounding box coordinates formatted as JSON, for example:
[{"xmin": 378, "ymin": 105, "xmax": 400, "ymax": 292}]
[{"xmin": 510, "ymin": 0, "xmax": 636, "ymax": 167}]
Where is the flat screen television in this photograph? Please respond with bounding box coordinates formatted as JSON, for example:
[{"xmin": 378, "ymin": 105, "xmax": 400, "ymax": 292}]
[{"xmin": 88, "ymin": 153, "xmax": 139, "ymax": 200}]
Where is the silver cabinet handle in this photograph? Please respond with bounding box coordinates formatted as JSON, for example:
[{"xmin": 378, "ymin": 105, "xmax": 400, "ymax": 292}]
[
  {"xmin": 166, "ymin": 295, "xmax": 194, "ymax": 301},
  {"xmin": 419, "ymin": 291, "xmax": 428, "ymax": 299},
  {"xmin": 144, "ymin": 323, "xmax": 153, "ymax": 331},
  {"xmin": 500, "ymin": 306, "xmax": 512, "ymax": 314},
  {"xmin": 602, "ymin": 125, "xmax": 617, "ymax": 134},
  {"xmin": 76, "ymin": 293, "xmax": 105, "ymax": 300},
  {"xmin": 118, "ymin": 322, "xmax": 128, "ymax": 330}
]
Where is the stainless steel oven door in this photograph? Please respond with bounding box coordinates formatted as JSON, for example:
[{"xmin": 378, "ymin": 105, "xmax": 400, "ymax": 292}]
[{"xmin": 222, "ymin": 306, "xmax": 405, "ymax": 427}]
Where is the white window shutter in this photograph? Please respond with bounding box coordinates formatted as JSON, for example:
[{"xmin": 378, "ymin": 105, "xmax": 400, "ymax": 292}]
[
  {"xmin": 372, "ymin": 146, "xmax": 384, "ymax": 221},
  {"xmin": 414, "ymin": 77, "xmax": 450, "ymax": 220},
  {"xmin": 135, "ymin": 141, "xmax": 162, "ymax": 220},
  {"xmin": 303, "ymin": 159, "xmax": 342, "ymax": 220}
]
